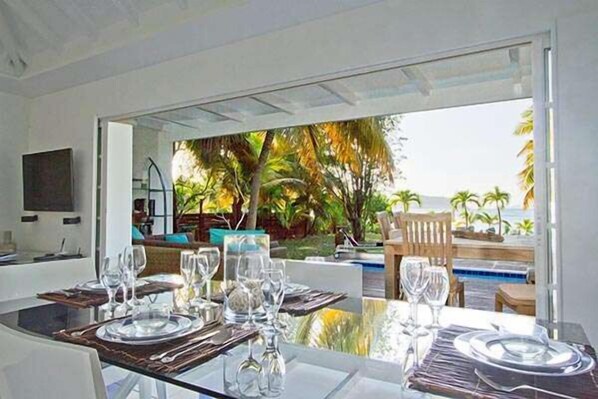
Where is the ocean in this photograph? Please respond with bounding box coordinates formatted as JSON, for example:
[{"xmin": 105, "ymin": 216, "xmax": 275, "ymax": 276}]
[{"xmin": 412, "ymin": 207, "xmax": 534, "ymax": 234}]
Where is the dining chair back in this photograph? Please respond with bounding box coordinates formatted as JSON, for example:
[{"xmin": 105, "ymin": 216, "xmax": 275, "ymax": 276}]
[
  {"xmin": 0, "ymin": 323, "xmax": 107, "ymax": 399},
  {"xmin": 376, "ymin": 211, "xmax": 393, "ymax": 241},
  {"xmin": 285, "ymin": 259, "xmax": 363, "ymax": 298},
  {"xmin": 398, "ymin": 212, "xmax": 464, "ymax": 306}
]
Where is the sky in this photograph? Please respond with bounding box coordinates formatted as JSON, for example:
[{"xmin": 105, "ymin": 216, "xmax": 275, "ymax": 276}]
[{"xmin": 391, "ymin": 98, "xmax": 532, "ymax": 208}]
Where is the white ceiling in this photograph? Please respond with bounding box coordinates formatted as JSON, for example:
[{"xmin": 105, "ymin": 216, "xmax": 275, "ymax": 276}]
[
  {"xmin": 130, "ymin": 44, "xmax": 533, "ymax": 141},
  {"xmin": 0, "ymin": 0, "xmax": 383, "ymax": 97}
]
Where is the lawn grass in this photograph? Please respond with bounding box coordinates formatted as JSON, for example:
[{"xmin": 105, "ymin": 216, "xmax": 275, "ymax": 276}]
[{"xmin": 279, "ymin": 231, "xmax": 382, "ymax": 260}]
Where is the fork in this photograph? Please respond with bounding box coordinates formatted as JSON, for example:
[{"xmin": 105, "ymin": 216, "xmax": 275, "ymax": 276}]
[{"xmin": 475, "ymin": 369, "xmax": 576, "ymax": 399}]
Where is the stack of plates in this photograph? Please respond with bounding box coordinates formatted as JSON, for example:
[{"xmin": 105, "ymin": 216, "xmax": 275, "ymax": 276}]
[
  {"xmin": 96, "ymin": 314, "xmax": 204, "ymax": 345},
  {"xmin": 76, "ymin": 279, "xmax": 148, "ymax": 293},
  {"xmin": 285, "ymin": 283, "xmax": 310, "ymax": 298},
  {"xmin": 455, "ymin": 330, "xmax": 595, "ymax": 376}
]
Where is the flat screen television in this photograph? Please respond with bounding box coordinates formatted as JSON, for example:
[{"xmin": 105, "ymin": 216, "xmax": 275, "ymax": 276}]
[{"xmin": 22, "ymin": 148, "xmax": 74, "ymax": 212}]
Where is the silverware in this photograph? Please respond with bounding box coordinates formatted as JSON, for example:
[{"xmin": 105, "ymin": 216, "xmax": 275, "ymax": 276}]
[
  {"xmin": 300, "ymin": 291, "xmax": 325, "ymax": 302},
  {"xmin": 475, "ymin": 369, "xmax": 576, "ymax": 399},
  {"xmin": 161, "ymin": 328, "xmax": 233, "ymax": 363},
  {"xmin": 148, "ymin": 326, "xmax": 224, "ymax": 361},
  {"xmin": 51, "ymin": 289, "xmax": 78, "ymax": 298},
  {"xmin": 71, "ymin": 324, "xmax": 101, "ymax": 337}
]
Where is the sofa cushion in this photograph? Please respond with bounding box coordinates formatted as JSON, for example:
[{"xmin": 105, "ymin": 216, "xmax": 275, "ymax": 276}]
[
  {"xmin": 209, "ymin": 228, "xmax": 266, "ymax": 245},
  {"xmin": 164, "ymin": 233, "xmax": 190, "ymax": 244},
  {"xmin": 132, "ymin": 225, "xmax": 144, "ymax": 240}
]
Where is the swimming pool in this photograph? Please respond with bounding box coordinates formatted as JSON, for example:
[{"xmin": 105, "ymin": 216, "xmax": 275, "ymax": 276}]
[{"xmin": 350, "ymin": 261, "xmax": 527, "ymax": 283}]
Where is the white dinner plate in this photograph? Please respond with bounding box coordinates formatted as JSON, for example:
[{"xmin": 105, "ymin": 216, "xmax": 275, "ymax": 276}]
[
  {"xmin": 455, "ymin": 331, "xmax": 595, "ymax": 377},
  {"xmin": 470, "ymin": 331, "xmax": 582, "ymax": 371},
  {"xmin": 96, "ymin": 314, "xmax": 204, "ymax": 345},
  {"xmin": 284, "ymin": 283, "xmax": 310, "ymax": 298},
  {"xmin": 76, "ymin": 279, "xmax": 149, "ymax": 292},
  {"xmin": 105, "ymin": 314, "xmax": 193, "ymax": 341}
]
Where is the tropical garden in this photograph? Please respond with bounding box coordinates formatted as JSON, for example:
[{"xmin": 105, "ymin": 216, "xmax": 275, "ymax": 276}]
[{"xmin": 173, "ymin": 106, "xmax": 535, "ymax": 259}]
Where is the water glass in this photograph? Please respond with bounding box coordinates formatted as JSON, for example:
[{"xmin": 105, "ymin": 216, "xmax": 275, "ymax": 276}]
[
  {"xmin": 117, "ymin": 249, "xmax": 133, "ymax": 312},
  {"xmin": 132, "ymin": 304, "xmax": 171, "ymax": 335},
  {"xmin": 100, "ymin": 256, "xmax": 123, "ymax": 312},
  {"xmin": 127, "ymin": 245, "xmax": 147, "ymax": 307},
  {"xmin": 236, "ymin": 252, "xmax": 265, "ymax": 329},
  {"xmin": 423, "ymin": 266, "xmax": 450, "ymax": 329},
  {"xmin": 198, "ymin": 247, "xmax": 221, "ymax": 309},
  {"xmin": 260, "ymin": 267, "xmax": 285, "ymax": 331},
  {"xmin": 400, "ymin": 257, "xmax": 430, "ymax": 336},
  {"xmin": 190, "ymin": 254, "xmax": 209, "ymax": 308}
]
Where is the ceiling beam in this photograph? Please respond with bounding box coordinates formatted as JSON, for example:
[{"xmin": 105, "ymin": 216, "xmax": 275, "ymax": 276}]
[
  {"xmin": 319, "ymin": 81, "xmax": 360, "ymax": 105},
  {"xmin": 110, "ymin": 0, "xmax": 140, "ymax": 27},
  {"xmin": 197, "ymin": 104, "xmax": 245, "ymax": 123},
  {"xmin": 52, "ymin": 0, "xmax": 99, "ymax": 41},
  {"xmin": 3, "ymin": 0, "xmax": 62, "ymax": 52},
  {"xmin": 250, "ymin": 93, "xmax": 297, "ymax": 115},
  {"xmin": 0, "ymin": 3, "xmax": 27, "ymax": 76},
  {"xmin": 400, "ymin": 66, "xmax": 432, "ymax": 96}
]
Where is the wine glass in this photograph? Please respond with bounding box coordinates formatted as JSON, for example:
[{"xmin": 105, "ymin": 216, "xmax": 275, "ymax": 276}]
[
  {"xmin": 260, "ymin": 267, "xmax": 285, "ymax": 332},
  {"xmin": 400, "ymin": 257, "xmax": 430, "ymax": 337},
  {"xmin": 100, "ymin": 256, "xmax": 123, "ymax": 313},
  {"xmin": 236, "ymin": 340, "xmax": 262, "ymax": 398},
  {"xmin": 236, "ymin": 252, "xmax": 265, "ymax": 329},
  {"xmin": 423, "ymin": 266, "xmax": 450, "ymax": 330},
  {"xmin": 197, "ymin": 247, "xmax": 221, "ymax": 309},
  {"xmin": 190, "ymin": 254, "xmax": 209, "ymax": 308},
  {"xmin": 116, "ymin": 250, "xmax": 133, "ymax": 313},
  {"xmin": 180, "ymin": 251, "xmax": 196, "ymax": 307},
  {"xmin": 127, "ymin": 245, "xmax": 147, "ymax": 307},
  {"xmin": 259, "ymin": 334, "xmax": 286, "ymax": 397}
]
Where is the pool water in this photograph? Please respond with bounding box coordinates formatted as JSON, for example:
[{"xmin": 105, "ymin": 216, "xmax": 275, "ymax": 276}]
[{"xmin": 356, "ymin": 262, "xmax": 526, "ymax": 283}]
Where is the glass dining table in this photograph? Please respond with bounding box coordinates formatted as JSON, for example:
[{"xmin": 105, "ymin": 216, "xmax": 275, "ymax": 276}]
[{"xmin": 0, "ymin": 278, "xmax": 590, "ymax": 399}]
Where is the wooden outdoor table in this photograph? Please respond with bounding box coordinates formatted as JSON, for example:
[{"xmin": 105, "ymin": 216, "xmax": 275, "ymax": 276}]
[{"xmin": 384, "ymin": 236, "xmax": 535, "ymax": 299}]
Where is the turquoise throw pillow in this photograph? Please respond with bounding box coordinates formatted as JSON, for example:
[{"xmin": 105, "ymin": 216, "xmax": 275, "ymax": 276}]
[
  {"xmin": 164, "ymin": 233, "xmax": 189, "ymax": 244},
  {"xmin": 132, "ymin": 226, "xmax": 144, "ymax": 240},
  {"xmin": 209, "ymin": 228, "xmax": 266, "ymax": 245}
]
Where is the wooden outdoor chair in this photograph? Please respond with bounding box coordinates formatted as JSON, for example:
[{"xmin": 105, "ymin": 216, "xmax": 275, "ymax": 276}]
[
  {"xmin": 398, "ymin": 212, "xmax": 465, "ymax": 307},
  {"xmin": 376, "ymin": 211, "xmax": 393, "ymax": 241},
  {"xmin": 495, "ymin": 283, "xmax": 536, "ymax": 316}
]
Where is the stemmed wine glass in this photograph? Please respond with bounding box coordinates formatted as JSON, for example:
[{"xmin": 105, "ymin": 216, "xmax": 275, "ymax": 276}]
[
  {"xmin": 180, "ymin": 251, "xmax": 196, "ymax": 307},
  {"xmin": 236, "ymin": 252, "xmax": 265, "ymax": 330},
  {"xmin": 197, "ymin": 247, "xmax": 221, "ymax": 309},
  {"xmin": 259, "ymin": 333, "xmax": 286, "ymax": 397},
  {"xmin": 100, "ymin": 256, "xmax": 123, "ymax": 313},
  {"xmin": 424, "ymin": 266, "xmax": 450, "ymax": 330},
  {"xmin": 400, "ymin": 257, "xmax": 430, "ymax": 337},
  {"xmin": 190, "ymin": 254, "xmax": 209, "ymax": 308},
  {"xmin": 236, "ymin": 340, "xmax": 262, "ymax": 398},
  {"xmin": 260, "ymin": 265, "xmax": 285, "ymax": 332},
  {"xmin": 126, "ymin": 245, "xmax": 147, "ymax": 307},
  {"xmin": 116, "ymin": 250, "xmax": 133, "ymax": 313}
]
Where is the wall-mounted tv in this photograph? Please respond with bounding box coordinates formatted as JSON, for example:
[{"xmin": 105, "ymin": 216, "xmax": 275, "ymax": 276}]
[{"xmin": 22, "ymin": 148, "xmax": 74, "ymax": 212}]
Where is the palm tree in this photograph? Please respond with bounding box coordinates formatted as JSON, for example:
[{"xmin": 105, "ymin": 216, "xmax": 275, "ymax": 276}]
[
  {"xmin": 514, "ymin": 108, "xmax": 534, "ymax": 209},
  {"xmin": 483, "ymin": 186, "xmax": 511, "ymax": 235},
  {"xmin": 502, "ymin": 220, "xmax": 512, "ymax": 235},
  {"xmin": 475, "ymin": 211, "xmax": 498, "ymax": 230},
  {"xmin": 450, "ymin": 191, "xmax": 480, "ymax": 229},
  {"xmin": 516, "ymin": 219, "xmax": 534, "ymax": 235},
  {"xmin": 389, "ymin": 190, "xmax": 422, "ymax": 213}
]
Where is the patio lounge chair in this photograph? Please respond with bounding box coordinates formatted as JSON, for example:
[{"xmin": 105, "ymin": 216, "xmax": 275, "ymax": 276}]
[{"xmin": 334, "ymin": 227, "xmax": 383, "ymax": 259}]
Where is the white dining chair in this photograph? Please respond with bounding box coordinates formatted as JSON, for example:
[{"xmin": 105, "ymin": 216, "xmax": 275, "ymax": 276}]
[
  {"xmin": 0, "ymin": 323, "xmax": 107, "ymax": 399},
  {"xmin": 284, "ymin": 259, "xmax": 363, "ymax": 298}
]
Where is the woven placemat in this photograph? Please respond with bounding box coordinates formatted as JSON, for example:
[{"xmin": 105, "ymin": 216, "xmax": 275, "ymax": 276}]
[
  {"xmin": 54, "ymin": 319, "xmax": 259, "ymax": 374},
  {"xmin": 38, "ymin": 281, "xmax": 181, "ymax": 309},
  {"xmin": 409, "ymin": 325, "xmax": 598, "ymax": 398}
]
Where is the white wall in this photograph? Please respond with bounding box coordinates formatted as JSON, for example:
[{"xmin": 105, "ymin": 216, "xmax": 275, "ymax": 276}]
[
  {"xmin": 25, "ymin": 0, "xmax": 598, "ymax": 342},
  {"xmin": 0, "ymin": 93, "xmax": 28, "ymax": 246},
  {"xmin": 103, "ymin": 122, "xmax": 133, "ymax": 257}
]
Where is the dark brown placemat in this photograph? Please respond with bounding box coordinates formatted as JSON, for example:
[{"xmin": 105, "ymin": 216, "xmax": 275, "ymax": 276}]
[
  {"xmin": 409, "ymin": 325, "xmax": 598, "ymax": 398},
  {"xmin": 54, "ymin": 319, "xmax": 259, "ymax": 373},
  {"xmin": 37, "ymin": 281, "xmax": 182, "ymax": 309},
  {"xmin": 280, "ymin": 291, "xmax": 348, "ymax": 316}
]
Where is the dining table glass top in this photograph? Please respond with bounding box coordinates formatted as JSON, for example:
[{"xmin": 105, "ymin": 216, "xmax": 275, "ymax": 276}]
[{"xmin": 0, "ymin": 278, "xmax": 589, "ymax": 399}]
